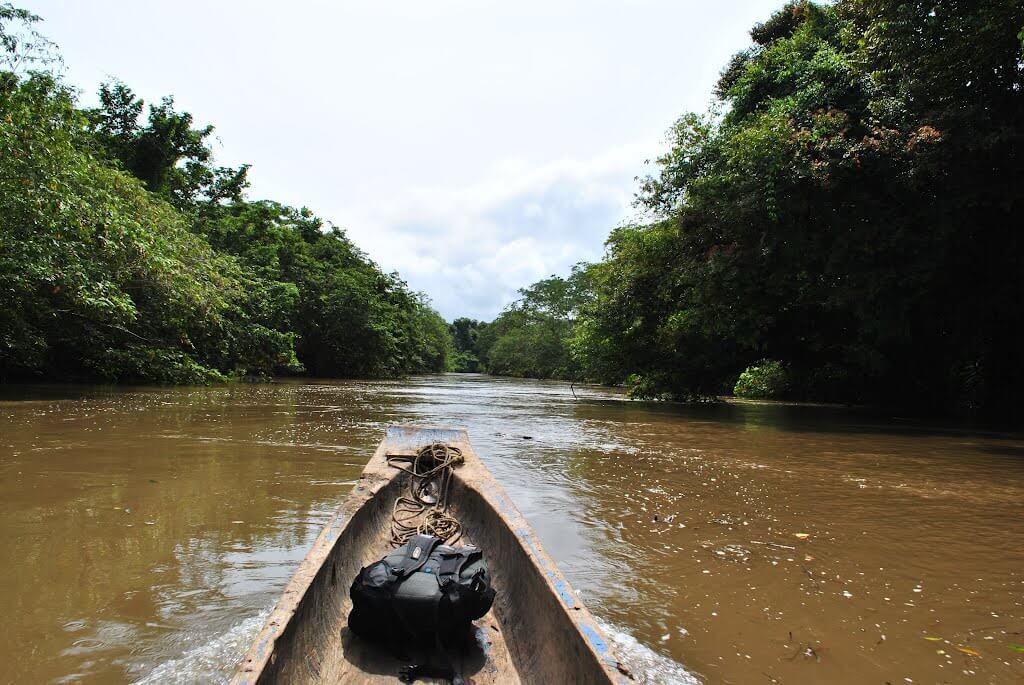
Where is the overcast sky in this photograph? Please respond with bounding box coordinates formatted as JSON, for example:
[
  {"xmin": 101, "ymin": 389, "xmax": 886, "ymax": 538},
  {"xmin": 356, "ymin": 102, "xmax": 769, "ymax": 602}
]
[{"xmin": 28, "ymin": 0, "xmax": 779, "ymax": 320}]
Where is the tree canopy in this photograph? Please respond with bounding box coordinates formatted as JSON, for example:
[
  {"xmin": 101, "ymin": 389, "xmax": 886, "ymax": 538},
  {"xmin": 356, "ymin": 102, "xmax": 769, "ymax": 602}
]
[
  {"xmin": 0, "ymin": 4, "xmax": 452, "ymax": 383},
  {"xmin": 467, "ymin": 265, "xmax": 592, "ymax": 381},
  {"xmin": 477, "ymin": 0, "xmax": 1024, "ymax": 420}
]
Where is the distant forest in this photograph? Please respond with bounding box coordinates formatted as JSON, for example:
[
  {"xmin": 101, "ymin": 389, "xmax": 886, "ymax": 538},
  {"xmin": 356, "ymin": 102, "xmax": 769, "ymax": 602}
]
[
  {"xmin": 460, "ymin": 1, "xmax": 1024, "ymax": 421},
  {"xmin": 1, "ymin": 4, "xmax": 453, "ymax": 383}
]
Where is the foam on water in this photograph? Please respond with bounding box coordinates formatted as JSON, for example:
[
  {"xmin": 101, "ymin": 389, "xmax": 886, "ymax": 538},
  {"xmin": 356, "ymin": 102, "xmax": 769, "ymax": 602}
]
[
  {"xmin": 133, "ymin": 610, "xmax": 269, "ymax": 684},
  {"xmin": 597, "ymin": 619, "xmax": 702, "ymax": 685},
  {"xmin": 137, "ymin": 611, "xmax": 697, "ymax": 685}
]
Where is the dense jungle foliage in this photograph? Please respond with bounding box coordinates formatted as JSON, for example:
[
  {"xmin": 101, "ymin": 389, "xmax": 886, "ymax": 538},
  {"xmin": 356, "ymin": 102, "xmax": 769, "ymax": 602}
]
[
  {"xmin": 477, "ymin": 0, "xmax": 1024, "ymax": 419},
  {"xmin": 0, "ymin": 5, "xmax": 453, "ymax": 383},
  {"xmin": 448, "ymin": 317, "xmax": 488, "ymax": 372},
  {"xmin": 472, "ymin": 266, "xmax": 592, "ymax": 379}
]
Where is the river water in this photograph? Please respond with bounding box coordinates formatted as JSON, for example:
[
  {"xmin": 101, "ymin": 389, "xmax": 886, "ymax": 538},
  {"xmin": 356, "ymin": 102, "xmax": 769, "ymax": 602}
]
[{"xmin": 2, "ymin": 375, "xmax": 1023, "ymax": 684}]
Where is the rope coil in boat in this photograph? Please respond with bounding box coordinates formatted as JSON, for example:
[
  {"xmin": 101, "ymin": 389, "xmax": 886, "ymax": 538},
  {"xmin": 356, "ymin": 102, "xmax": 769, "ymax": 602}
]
[{"xmin": 387, "ymin": 442, "xmax": 464, "ymax": 547}]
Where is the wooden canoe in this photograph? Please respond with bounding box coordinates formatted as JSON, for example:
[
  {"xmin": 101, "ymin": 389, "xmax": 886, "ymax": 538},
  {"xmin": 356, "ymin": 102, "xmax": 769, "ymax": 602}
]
[{"xmin": 232, "ymin": 425, "xmax": 630, "ymax": 684}]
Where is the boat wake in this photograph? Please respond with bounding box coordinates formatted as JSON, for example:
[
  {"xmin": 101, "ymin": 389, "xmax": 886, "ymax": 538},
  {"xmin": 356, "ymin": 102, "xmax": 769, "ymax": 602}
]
[
  {"xmin": 596, "ymin": 619, "xmax": 701, "ymax": 685},
  {"xmin": 133, "ymin": 610, "xmax": 269, "ymax": 685},
  {"xmin": 137, "ymin": 610, "xmax": 699, "ymax": 685}
]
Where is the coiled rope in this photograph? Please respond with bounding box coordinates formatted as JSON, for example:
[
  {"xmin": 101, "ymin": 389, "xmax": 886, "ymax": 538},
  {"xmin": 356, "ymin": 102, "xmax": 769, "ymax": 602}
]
[{"xmin": 387, "ymin": 442, "xmax": 464, "ymax": 547}]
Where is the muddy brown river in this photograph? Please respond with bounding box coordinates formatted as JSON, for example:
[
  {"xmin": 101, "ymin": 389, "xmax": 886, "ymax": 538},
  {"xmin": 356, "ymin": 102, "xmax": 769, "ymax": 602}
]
[{"xmin": 2, "ymin": 375, "xmax": 1023, "ymax": 684}]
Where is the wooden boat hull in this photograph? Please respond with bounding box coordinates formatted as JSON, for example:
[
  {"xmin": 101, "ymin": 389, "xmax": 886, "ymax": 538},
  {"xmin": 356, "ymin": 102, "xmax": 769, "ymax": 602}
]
[{"xmin": 232, "ymin": 425, "xmax": 629, "ymax": 684}]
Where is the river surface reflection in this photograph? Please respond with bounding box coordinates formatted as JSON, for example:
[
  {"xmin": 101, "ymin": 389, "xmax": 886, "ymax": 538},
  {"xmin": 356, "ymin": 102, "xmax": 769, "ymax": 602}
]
[{"xmin": 1, "ymin": 375, "xmax": 1022, "ymax": 683}]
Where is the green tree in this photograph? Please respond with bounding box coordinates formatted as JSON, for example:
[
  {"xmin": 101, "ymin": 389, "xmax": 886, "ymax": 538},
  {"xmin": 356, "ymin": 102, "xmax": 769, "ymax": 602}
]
[
  {"xmin": 0, "ymin": 71, "xmax": 297, "ymax": 382},
  {"xmin": 572, "ymin": 0, "xmax": 1024, "ymax": 417},
  {"xmin": 87, "ymin": 80, "xmax": 250, "ymax": 211},
  {"xmin": 200, "ymin": 200, "xmax": 452, "ymax": 377},
  {"xmin": 0, "ymin": 3, "xmax": 56, "ymax": 74},
  {"xmin": 483, "ymin": 264, "xmax": 593, "ymax": 380},
  {"xmin": 1, "ymin": 4, "xmax": 452, "ymax": 384},
  {"xmin": 449, "ymin": 318, "xmax": 487, "ymax": 372}
]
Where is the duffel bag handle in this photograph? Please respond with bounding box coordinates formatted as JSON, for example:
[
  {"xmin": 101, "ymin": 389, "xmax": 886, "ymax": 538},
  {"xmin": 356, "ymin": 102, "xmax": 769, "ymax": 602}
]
[{"xmin": 393, "ymin": 534, "xmax": 441, "ymax": 579}]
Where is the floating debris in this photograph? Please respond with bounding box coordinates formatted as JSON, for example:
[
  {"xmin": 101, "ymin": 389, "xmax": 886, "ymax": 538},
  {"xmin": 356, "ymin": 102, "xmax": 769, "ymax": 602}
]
[{"xmin": 713, "ymin": 544, "xmax": 751, "ymax": 562}]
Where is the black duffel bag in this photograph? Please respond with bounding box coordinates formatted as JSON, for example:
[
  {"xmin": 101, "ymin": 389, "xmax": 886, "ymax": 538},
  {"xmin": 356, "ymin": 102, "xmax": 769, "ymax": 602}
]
[{"xmin": 349, "ymin": 534, "xmax": 496, "ymax": 643}]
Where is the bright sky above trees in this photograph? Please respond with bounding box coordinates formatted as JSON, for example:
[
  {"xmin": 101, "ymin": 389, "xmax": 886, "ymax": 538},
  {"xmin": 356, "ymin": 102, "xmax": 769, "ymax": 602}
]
[{"xmin": 27, "ymin": 0, "xmax": 780, "ymax": 319}]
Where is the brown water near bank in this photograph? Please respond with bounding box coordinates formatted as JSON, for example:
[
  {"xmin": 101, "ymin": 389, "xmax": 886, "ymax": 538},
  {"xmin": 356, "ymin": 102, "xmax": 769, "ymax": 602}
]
[{"xmin": 1, "ymin": 375, "xmax": 1022, "ymax": 684}]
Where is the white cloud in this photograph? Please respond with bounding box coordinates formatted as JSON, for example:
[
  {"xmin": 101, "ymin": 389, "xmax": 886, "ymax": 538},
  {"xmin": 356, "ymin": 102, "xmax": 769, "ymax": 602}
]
[{"xmin": 340, "ymin": 140, "xmax": 658, "ymax": 319}]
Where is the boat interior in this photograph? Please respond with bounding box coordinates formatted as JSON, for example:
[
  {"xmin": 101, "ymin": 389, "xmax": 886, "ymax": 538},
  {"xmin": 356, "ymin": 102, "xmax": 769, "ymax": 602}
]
[{"xmin": 233, "ymin": 426, "xmax": 623, "ymax": 685}]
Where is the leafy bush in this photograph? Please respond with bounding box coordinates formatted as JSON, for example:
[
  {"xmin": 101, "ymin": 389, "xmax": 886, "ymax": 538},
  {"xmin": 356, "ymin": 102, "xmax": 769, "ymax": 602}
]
[
  {"xmin": 733, "ymin": 361, "xmax": 789, "ymax": 399},
  {"xmin": 451, "ymin": 350, "xmax": 480, "ymax": 373}
]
